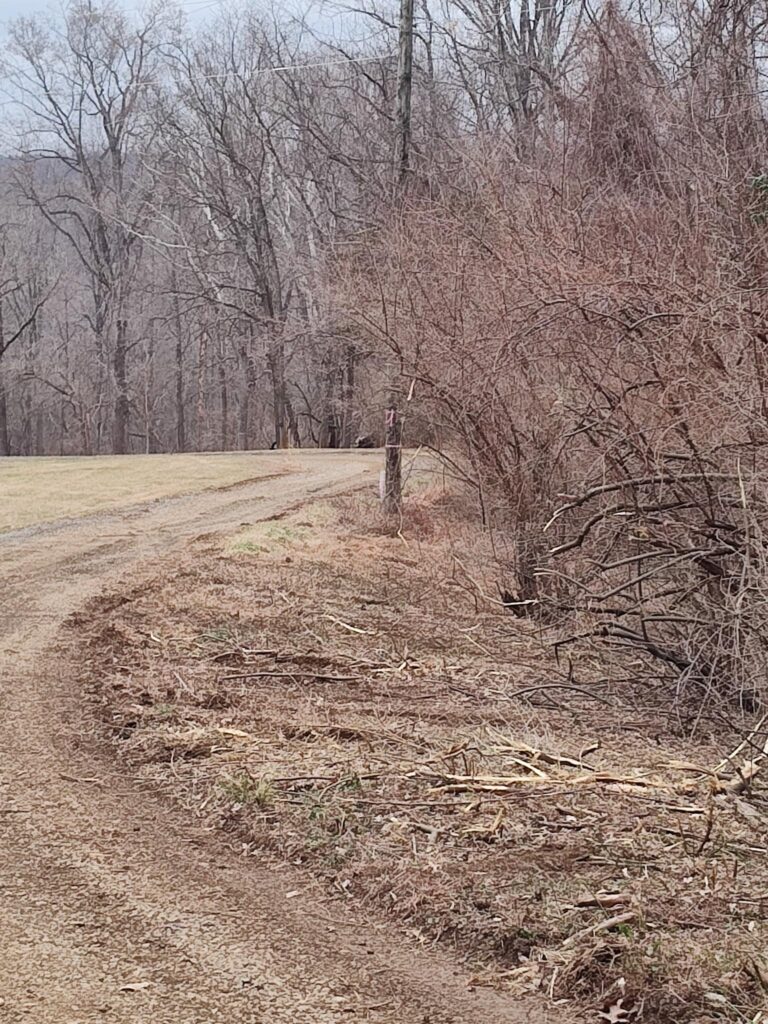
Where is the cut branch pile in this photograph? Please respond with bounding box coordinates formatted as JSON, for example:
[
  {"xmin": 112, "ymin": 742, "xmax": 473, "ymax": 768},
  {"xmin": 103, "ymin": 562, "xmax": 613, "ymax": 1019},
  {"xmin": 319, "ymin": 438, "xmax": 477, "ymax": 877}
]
[{"xmin": 406, "ymin": 728, "xmax": 764, "ymax": 806}]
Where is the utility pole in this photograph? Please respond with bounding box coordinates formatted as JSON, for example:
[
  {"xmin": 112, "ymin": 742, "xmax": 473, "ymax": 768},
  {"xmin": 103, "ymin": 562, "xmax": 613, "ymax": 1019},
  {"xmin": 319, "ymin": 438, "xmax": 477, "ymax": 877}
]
[
  {"xmin": 384, "ymin": 0, "xmax": 413, "ymax": 516},
  {"xmin": 394, "ymin": 0, "xmax": 415, "ymax": 185}
]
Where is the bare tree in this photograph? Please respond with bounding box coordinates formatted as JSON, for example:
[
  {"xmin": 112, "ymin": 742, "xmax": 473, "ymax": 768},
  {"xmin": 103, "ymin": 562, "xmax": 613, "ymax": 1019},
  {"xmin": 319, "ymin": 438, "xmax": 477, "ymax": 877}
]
[
  {"xmin": 0, "ymin": 214, "xmax": 50, "ymax": 456},
  {"xmin": 5, "ymin": 0, "xmax": 172, "ymax": 452}
]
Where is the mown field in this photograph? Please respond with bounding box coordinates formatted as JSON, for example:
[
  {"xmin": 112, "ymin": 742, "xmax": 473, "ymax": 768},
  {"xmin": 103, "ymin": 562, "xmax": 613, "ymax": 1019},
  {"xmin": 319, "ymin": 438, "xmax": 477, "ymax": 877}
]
[{"xmin": 0, "ymin": 452, "xmax": 289, "ymax": 533}]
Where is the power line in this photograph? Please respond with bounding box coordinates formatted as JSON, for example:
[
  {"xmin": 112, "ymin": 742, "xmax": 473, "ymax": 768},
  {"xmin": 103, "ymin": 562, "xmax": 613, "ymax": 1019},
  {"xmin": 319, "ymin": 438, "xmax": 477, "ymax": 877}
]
[
  {"xmin": 0, "ymin": 49, "xmax": 397, "ymax": 116},
  {"xmin": 137, "ymin": 51, "xmax": 397, "ymax": 89}
]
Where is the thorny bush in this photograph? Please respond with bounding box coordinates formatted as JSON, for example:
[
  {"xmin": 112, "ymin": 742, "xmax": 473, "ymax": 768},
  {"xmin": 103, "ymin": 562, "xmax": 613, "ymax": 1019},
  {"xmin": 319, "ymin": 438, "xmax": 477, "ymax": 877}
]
[{"xmin": 343, "ymin": 4, "xmax": 768, "ymax": 716}]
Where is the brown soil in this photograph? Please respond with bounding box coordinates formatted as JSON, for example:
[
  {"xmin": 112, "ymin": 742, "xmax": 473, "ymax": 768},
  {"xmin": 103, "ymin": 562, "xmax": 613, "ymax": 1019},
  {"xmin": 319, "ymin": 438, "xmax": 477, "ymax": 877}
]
[
  {"xmin": 0, "ymin": 452, "xmax": 552, "ymax": 1024},
  {"xmin": 69, "ymin": 484, "xmax": 768, "ymax": 1024}
]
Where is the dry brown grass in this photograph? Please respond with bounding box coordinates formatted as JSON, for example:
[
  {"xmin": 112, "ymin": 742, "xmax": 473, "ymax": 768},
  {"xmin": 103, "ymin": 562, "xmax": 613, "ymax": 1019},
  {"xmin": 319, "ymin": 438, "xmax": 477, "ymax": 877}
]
[
  {"xmin": 72, "ymin": 489, "xmax": 768, "ymax": 1024},
  {"xmin": 0, "ymin": 451, "xmax": 290, "ymax": 532}
]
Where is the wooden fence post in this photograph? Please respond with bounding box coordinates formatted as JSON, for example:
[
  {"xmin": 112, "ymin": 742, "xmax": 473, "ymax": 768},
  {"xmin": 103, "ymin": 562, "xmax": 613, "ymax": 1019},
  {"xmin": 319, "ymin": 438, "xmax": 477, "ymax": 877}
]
[{"xmin": 383, "ymin": 394, "xmax": 402, "ymax": 516}]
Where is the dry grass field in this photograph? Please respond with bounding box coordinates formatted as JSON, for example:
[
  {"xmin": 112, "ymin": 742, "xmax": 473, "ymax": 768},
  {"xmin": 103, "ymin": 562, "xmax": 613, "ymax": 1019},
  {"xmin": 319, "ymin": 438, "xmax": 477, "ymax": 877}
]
[{"xmin": 0, "ymin": 452, "xmax": 290, "ymax": 533}]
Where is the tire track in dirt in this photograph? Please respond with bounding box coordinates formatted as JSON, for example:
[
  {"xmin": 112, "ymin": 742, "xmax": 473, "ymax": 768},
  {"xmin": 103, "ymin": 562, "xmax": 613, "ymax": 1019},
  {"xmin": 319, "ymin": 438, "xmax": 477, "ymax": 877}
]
[{"xmin": 0, "ymin": 452, "xmax": 557, "ymax": 1024}]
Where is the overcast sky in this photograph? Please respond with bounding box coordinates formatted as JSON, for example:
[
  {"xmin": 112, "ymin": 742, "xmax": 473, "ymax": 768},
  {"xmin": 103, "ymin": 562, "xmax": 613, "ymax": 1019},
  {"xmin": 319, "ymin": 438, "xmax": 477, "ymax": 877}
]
[
  {"xmin": 0, "ymin": 0, "xmax": 379, "ymax": 154},
  {"xmin": 0, "ymin": 0, "xmax": 255, "ymax": 20},
  {"xmin": 0, "ymin": 0, "xmax": 366, "ymax": 37}
]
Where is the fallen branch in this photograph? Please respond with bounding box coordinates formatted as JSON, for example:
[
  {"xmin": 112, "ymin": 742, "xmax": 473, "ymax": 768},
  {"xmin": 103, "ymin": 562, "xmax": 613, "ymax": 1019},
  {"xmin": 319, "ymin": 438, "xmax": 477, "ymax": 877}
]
[
  {"xmin": 713, "ymin": 714, "xmax": 768, "ymax": 776},
  {"xmin": 499, "ymin": 683, "xmax": 616, "ymax": 707},
  {"xmin": 561, "ymin": 911, "xmax": 636, "ymax": 949},
  {"xmin": 413, "ymin": 767, "xmax": 672, "ymax": 794},
  {"xmin": 322, "ymin": 615, "xmax": 375, "ymax": 635},
  {"xmin": 487, "ymin": 729, "xmax": 596, "ymax": 770},
  {"xmin": 222, "ymin": 671, "xmax": 362, "ymax": 683},
  {"xmin": 573, "ymin": 892, "xmax": 631, "ymax": 910}
]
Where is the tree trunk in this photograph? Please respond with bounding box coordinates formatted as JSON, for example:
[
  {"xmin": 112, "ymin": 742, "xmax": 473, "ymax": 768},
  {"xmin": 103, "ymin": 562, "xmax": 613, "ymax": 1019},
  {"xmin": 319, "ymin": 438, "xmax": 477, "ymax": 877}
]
[
  {"xmin": 286, "ymin": 392, "xmax": 301, "ymax": 448},
  {"xmin": 20, "ymin": 378, "xmax": 32, "ymax": 455},
  {"xmin": 197, "ymin": 332, "xmax": 208, "ymax": 450},
  {"xmin": 395, "ymin": 0, "xmax": 415, "ymax": 184},
  {"xmin": 34, "ymin": 408, "xmax": 44, "ymax": 456},
  {"xmin": 0, "ymin": 301, "xmax": 9, "ymax": 457},
  {"xmin": 21, "ymin": 312, "xmax": 39, "ymax": 455},
  {"xmin": 318, "ymin": 350, "xmax": 337, "ymax": 448},
  {"xmin": 341, "ymin": 344, "xmax": 356, "ymax": 447},
  {"xmin": 172, "ymin": 271, "xmax": 186, "ymax": 453},
  {"xmin": 219, "ymin": 341, "xmax": 228, "ymax": 450},
  {"xmin": 112, "ymin": 317, "xmax": 129, "ymax": 454},
  {"xmin": 268, "ymin": 336, "xmax": 289, "ymax": 448},
  {"xmin": 238, "ymin": 343, "xmax": 251, "ymax": 450},
  {"xmin": 93, "ymin": 290, "xmax": 108, "ymax": 453},
  {"xmin": 0, "ymin": 373, "xmax": 9, "ymax": 457},
  {"xmin": 175, "ymin": 338, "xmax": 185, "ymax": 452},
  {"xmin": 142, "ymin": 325, "xmax": 154, "ymax": 454}
]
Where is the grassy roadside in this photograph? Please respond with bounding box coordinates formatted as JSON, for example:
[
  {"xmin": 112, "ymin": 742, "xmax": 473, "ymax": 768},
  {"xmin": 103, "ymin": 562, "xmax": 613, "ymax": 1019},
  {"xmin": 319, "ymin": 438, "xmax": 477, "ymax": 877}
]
[
  {"xmin": 0, "ymin": 452, "xmax": 287, "ymax": 533},
  {"xmin": 74, "ymin": 487, "xmax": 768, "ymax": 1024}
]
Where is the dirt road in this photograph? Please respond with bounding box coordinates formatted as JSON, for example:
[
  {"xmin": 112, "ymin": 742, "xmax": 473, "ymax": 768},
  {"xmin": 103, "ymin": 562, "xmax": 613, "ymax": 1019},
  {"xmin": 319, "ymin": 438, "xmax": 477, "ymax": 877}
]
[{"xmin": 0, "ymin": 453, "xmax": 550, "ymax": 1024}]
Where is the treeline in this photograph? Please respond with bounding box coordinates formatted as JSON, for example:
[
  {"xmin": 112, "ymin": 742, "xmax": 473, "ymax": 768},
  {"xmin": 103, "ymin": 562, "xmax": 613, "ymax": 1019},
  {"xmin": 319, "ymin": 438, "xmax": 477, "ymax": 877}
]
[
  {"xmin": 0, "ymin": 1, "xmax": 395, "ymax": 455},
  {"xmin": 0, "ymin": 0, "xmax": 680, "ymax": 459},
  {"xmin": 0, "ymin": 0, "xmax": 574, "ymax": 457}
]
